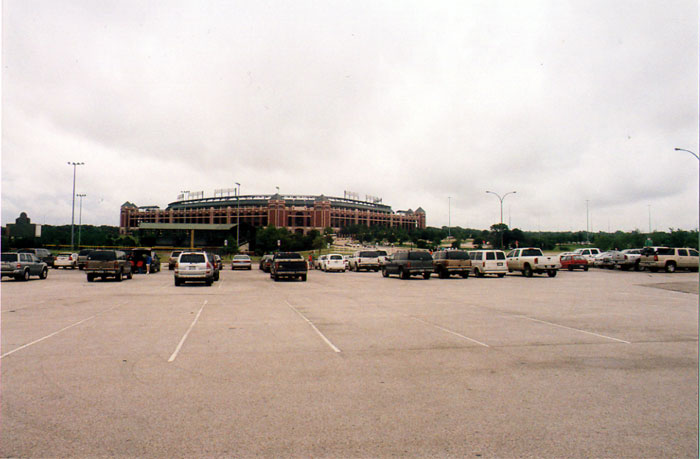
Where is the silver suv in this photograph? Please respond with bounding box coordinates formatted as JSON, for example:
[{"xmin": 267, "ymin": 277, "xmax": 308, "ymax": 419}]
[
  {"xmin": 174, "ymin": 251, "xmax": 217, "ymax": 286},
  {"xmin": 1, "ymin": 252, "xmax": 48, "ymax": 281}
]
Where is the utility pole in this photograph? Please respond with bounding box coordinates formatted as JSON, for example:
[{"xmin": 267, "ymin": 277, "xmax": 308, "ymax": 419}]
[
  {"xmin": 68, "ymin": 162, "xmax": 84, "ymax": 250},
  {"xmin": 77, "ymin": 193, "xmax": 86, "ymax": 248}
]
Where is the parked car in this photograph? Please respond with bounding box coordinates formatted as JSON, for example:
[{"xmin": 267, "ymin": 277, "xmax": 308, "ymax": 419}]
[
  {"xmin": 259, "ymin": 254, "xmax": 273, "ymax": 272},
  {"xmin": 468, "ymin": 250, "xmax": 508, "ymax": 277},
  {"xmin": 560, "ymin": 254, "xmax": 589, "ymax": 271},
  {"xmin": 1, "ymin": 252, "xmax": 48, "ymax": 281},
  {"xmin": 382, "ymin": 250, "xmax": 433, "ymax": 279},
  {"xmin": 612, "ymin": 249, "xmax": 643, "ymax": 271},
  {"xmin": 54, "ymin": 252, "xmax": 78, "ymax": 269},
  {"xmin": 232, "ymin": 254, "xmax": 252, "ymax": 270},
  {"xmin": 592, "ymin": 251, "xmax": 616, "ymax": 269},
  {"xmin": 77, "ymin": 249, "xmax": 93, "ymax": 270},
  {"xmin": 323, "ymin": 254, "xmax": 346, "ymax": 272},
  {"xmin": 376, "ymin": 249, "xmax": 389, "ymax": 266},
  {"xmin": 168, "ymin": 251, "xmax": 183, "ymax": 270},
  {"xmin": 348, "ymin": 250, "xmax": 380, "ymax": 272},
  {"xmin": 573, "ymin": 248, "xmax": 602, "ymax": 266},
  {"xmin": 639, "ymin": 247, "xmax": 699, "ymax": 273},
  {"xmin": 316, "ymin": 255, "xmax": 328, "ymax": 270},
  {"xmin": 17, "ymin": 248, "xmax": 54, "ymax": 267},
  {"xmin": 506, "ymin": 248, "xmax": 560, "ymax": 277},
  {"xmin": 85, "ymin": 250, "xmax": 132, "ymax": 282},
  {"xmin": 174, "ymin": 251, "xmax": 217, "ymax": 286},
  {"xmin": 127, "ymin": 248, "xmax": 161, "ymax": 273},
  {"xmin": 270, "ymin": 252, "xmax": 308, "ymax": 281},
  {"xmin": 214, "ymin": 254, "xmax": 223, "ymax": 271},
  {"xmin": 432, "ymin": 250, "xmax": 471, "ymax": 278}
]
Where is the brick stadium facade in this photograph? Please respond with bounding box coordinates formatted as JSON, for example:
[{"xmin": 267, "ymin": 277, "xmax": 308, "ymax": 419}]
[{"xmin": 120, "ymin": 194, "xmax": 426, "ymax": 235}]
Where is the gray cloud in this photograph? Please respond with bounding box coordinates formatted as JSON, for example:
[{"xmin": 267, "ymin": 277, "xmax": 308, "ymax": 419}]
[{"xmin": 3, "ymin": 0, "xmax": 698, "ymax": 232}]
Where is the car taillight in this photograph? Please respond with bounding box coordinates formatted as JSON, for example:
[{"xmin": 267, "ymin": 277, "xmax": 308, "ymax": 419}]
[
  {"xmin": 482, "ymin": 262, "xmax": 485, "ymax": 267},
  {"xmin": 114, "ymin": 261, "xmax": 119, "ymax": 269},
  {"xmin": 654, "ymin": 255, "xmax": 658, "ymax": 261},
  {"xmin": 407, "ymin": 261, "xmax": 411, "ymax": 268},
  {"xmin": 534, "ymin": 257, "xmax": 539, "ymax": 264},
  {"xmin": 16, "ymin": 263, "xmax": 21, "ymax": 269},
  {"xmin": 68, "ymin": 256, "xmax": 73, "ymax": 260}
]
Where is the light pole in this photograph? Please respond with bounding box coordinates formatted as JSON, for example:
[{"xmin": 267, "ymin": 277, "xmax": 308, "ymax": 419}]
[
  {"xmin": 448, "ymin": 196, "xmax": 451, "ymax": 238},
  {"xmin": 68, "ymin": 162, "xmax": 85, "ymax": 250},
  {"xmin": 675, "ymin": 147, "xmax": 699, "ymax": 241},
  {"xmin": 485, "ymin": 190, "xmax": 516, "ymax": 224},
  {"xmin": 77, "ymin": 193, "xmax": 86, "ymax": 248},
  {"xmin": 235, "ymin": 182, "xmax": 241, "ymax": 251}
]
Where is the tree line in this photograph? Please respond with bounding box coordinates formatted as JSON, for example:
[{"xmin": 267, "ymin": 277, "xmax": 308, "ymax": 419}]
[{"xmin": 4, "ymin": 223, "xmax": 697, "ymax": 253}]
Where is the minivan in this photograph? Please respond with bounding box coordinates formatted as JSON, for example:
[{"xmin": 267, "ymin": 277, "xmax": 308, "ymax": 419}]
[{"xmin": 468, "ymin": 250, "xmax": 507, "ymax": 277}]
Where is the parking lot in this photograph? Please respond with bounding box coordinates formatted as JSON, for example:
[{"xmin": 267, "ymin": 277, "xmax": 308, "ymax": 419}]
[{"xmin": 1, "ymin": 266, "xmax": 697, "ymax": 457}]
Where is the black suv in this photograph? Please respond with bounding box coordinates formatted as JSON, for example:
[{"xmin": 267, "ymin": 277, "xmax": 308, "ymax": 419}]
[{"xmin": 382, "ymin": 250, "xmax": 433, "ymax": 279}]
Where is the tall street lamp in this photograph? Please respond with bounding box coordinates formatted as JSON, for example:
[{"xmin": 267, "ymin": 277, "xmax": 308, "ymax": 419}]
[
  {"xmin": 77, "ymin": 193, "xmax": 86, "ymax": 248},
  {"xmin": 675, "ymin": 147, "xmax": 699, "ymax": 240},
  {"xmin": 485, "ymin": 190, "xmax": 516, "ymax": 225},
  {"xmin": 235, "ymin": 182, "xmax": 241, "ymax": 251},
  {"xmin": 68, "ymin": 162, "xmax": 85, "ymax": 250}
]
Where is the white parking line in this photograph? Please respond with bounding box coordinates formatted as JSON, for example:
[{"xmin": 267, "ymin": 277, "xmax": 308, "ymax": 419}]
[
  {"xmin": 515, "ymin": 315, "xmax": 631, "ymax": 344},
  {"xmin": 411, "ymin": 317, "xmax": 490, "ymax": 347},
  {"xmin": 285, "ymin": 300, "xmax": 341, "ymax": 353},
  {"xmin": 168, "ymin": 300, "xmax": 208, "ymax": 362},
  {"xmin": 1, "ymin": 304, "xmax": 119, "ymax": 359}
]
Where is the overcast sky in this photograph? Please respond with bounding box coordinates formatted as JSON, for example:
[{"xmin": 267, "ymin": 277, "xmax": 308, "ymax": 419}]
[{"xmin": 2, "ymin": 0, "xmax": 698, "ymax": 232}]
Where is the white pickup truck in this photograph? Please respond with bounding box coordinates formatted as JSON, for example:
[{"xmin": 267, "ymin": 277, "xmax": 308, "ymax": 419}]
[{"xmin": 506, "ymin": 248, "xmax": 561, "ymax": 277}]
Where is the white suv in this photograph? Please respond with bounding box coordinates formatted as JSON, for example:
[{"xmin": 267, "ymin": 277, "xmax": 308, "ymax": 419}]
[
  {"xmin": 174, "ymin": 252, "xmax": 217, "ymax": 286},
  {"xmin": 348, "ymin": 250, "xmax": 380, "ymax": 272}
]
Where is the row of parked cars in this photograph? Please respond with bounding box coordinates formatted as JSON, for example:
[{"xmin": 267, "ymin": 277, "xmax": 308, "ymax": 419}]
[{"xmin": 562, "ymin": 247, "xmax": 700, "ymax": 272}]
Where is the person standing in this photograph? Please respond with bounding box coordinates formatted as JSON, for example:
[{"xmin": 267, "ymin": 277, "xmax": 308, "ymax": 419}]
[{"xmin": 146, "ymin": 254, "xmax": 152, "ymax": 274}]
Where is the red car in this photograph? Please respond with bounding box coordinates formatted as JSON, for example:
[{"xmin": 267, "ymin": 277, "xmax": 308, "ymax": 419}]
[{"xmin": 560, "ymin": 254, "xmax": 589, "ymax": 271}]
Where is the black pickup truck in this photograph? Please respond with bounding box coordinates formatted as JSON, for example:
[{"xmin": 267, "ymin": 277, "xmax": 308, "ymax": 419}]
[{"xmin": 270, "ymin": 252, "xmax": 308, "ymax": 281}]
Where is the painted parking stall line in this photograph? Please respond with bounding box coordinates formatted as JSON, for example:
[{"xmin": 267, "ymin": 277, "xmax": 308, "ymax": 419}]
[
  {"xmin": 168, "ymin": 300, "xmax": 208, "ymax": 362},
  {"xmin": 411, "ymin": 317, "xmax": 490, "ymax": 347},
  {"xmin": 515, "ymin": 315, "xmax": 631, "ymax": 344},
  {"xmin": 1, "ymin": 304, "xmax": 121, "ymax": 359},
  {"xmin": 285, "ymin": 300, "xmax": 341, "ymax": 353}
]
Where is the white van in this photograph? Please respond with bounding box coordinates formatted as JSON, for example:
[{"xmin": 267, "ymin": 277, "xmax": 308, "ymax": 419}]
[
  {"xmin": 323, "ymin": 254, "xmax": 346, "ymax": 272},
  {"xmin": 468, "ymin": 250, "xmax": 508, "ymax": 277}
]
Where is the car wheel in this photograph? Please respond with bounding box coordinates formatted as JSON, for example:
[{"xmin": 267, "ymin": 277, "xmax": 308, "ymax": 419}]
[
  {"xmin": 39, "ymin": 268, "xmax": 48, "ymax": 279},
  {"xmin": 665, "ymin": 262, "xmax": 676, "ymax": 273},
  {"xmin": 115, "ymin": 270, "xmax": 123, "ymax": 282},
  {"xmin": 583, "ymin": 265, "xmax": 589, "ymax": 271},
  {"xmin": 497, "ymin": 273, "xmax": 505, "ymax": 278},
  {"xmin": 523, "ymin": 265, "xmax": 533, "ymax": 277},
  {"xmin": 461, "ymin": 271, "xmax": 469, "ymax": 279},
  {"xmin": 22, "ymin": 269, "xmax": 30, "ymax": 281},
  {"xmin": 400, "ymin": 268, "xmax": 410, "ymax": 280},
  {"xmin": 206, "ymin": 279, "xmax": 213, "ymax": 286},
  {"xmin": 547, "ymin": 270, "xmax": 557, "ymax": 277},
  {"xmin": 438, "ymin": 268, "xmax": 448, "ymax": 279},
  {"xmin": 382, "ymin": 268, "xmax": 389, "ymax": 278},
  {"xmin": 87, "ymin": 274, "xmax": 95, "ymax": 282},
  {"xmin": 301, "ymin": 274, "xmax": 307, "ymax": 281},
  {"xmin": 127, "ymin": 270, "xmax": 133, "ymax": 279},
  {"xmin": 423, "ymin": 272, "xmax": 431, "ymax": 279},
  {"xmin": 568, "ymin": 266, "xmax": 574, "ymax": 271},
  {"xmin": 474, "ymin": 268, "xmax": 483, "ymax": 278}
]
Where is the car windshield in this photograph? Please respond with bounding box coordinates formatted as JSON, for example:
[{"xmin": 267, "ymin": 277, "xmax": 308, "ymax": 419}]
[
  {"xmin": 447, "ymin": 251, "xmax": 469, "ymax": 260},
  {"xmin": 180, "ymin": 254, "xmax": 205, "ymax": 263},
  {"xmin": 2, "ymin": 253, "xmax": 18, "ymax": 262},
  {"xmin": 88, "ymin": 251, "xmax": 116, "ymax": 261}
]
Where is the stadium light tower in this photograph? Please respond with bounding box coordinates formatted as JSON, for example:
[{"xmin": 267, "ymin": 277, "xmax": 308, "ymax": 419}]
[
  {"xmin": 68, "ymin": 162, "xmax": 85, "ymax": 249},
  {"xmin": 77, "ymin": 193, "xmax": 86, "ymax": 247},
  {"xmin": 675, "ymin": 147, "xmax": 699, "ymax": 240}
]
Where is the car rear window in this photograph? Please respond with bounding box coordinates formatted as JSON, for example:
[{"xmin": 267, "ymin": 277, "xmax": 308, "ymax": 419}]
[
  {"xmin": 88, "ymin": 251, "xmax": 117, "ymax": 261},
  {"xmin": 408, "ymin": 251, "xmax": 432, "ymax": 261},
  {"xmin": 330, "ymin": 255, "xmax": 343, "ymax": 260},
  {"xmin": 446, "ymin": 251, "xmax": 469, "ymax": 260},
  {"xmin": 276, "ymin": 252, "xmax": 302, "ymax": 259},
  {"xmin": 2, "ymin": 253, "xmax": 18, "ymax": 262},
  {"xmin": 180, "ymin": 254, "xmax": 205, "ymax": 263},
  {"xmin": 376, "ymin": 250, "xmax": 387, "ymax": 256},
  {"xmin": 496, "ymin": 252, "xmax": 506, "ymax": 260},
  {"xmin": 359, "ymin": 251, "xmax": 378, "ymax": 257},
  {"xmin": 233, "ymin": 255, "xmax": 250, "ymax": 260},
  {"xmin": 521, "ymin": 249, "xmax": 542, "ymax": 256}
]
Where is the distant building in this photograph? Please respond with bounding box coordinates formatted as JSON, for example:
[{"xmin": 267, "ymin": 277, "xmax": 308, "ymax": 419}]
[
  {"xmin": 4, "ymin": 212, "xmax": 42, "ymax": 245},
  {"xmin": 120, "ymin": 193, "xmax": 426, "ymax": 235}
]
